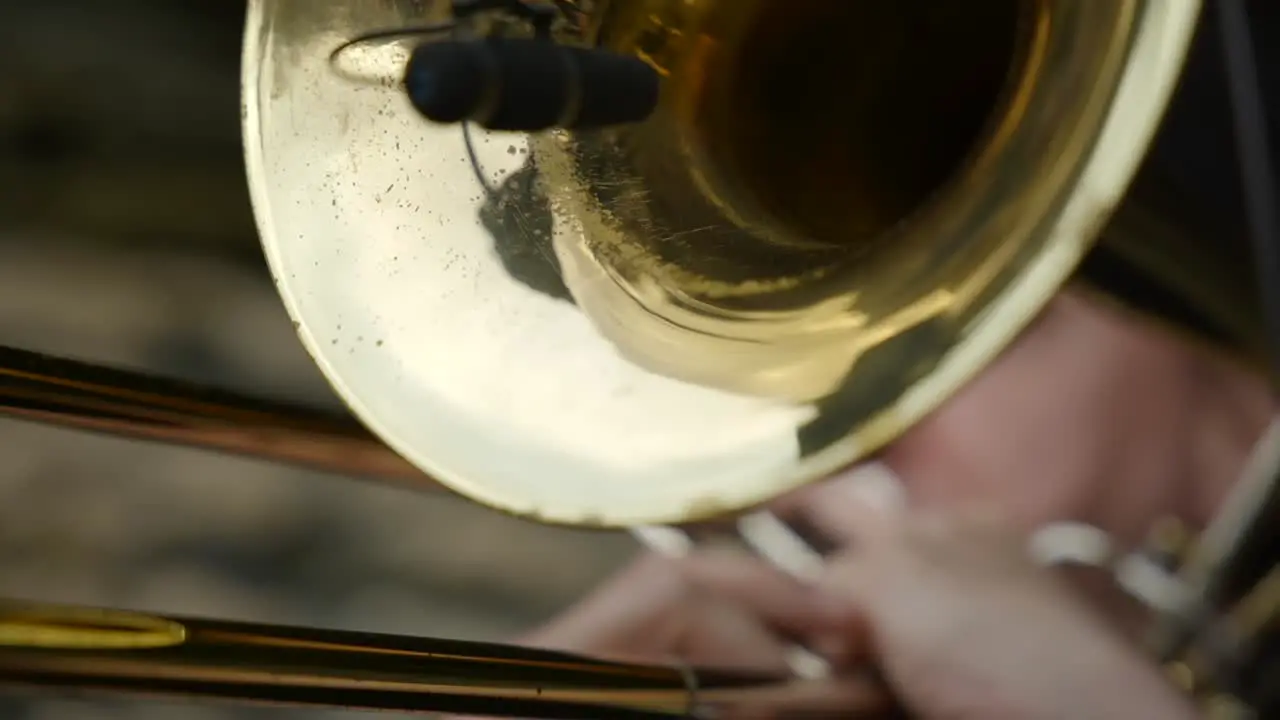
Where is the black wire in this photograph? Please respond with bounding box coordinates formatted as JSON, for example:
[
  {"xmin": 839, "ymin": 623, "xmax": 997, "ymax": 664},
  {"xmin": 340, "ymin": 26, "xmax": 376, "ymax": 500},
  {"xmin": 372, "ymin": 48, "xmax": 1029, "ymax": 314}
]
[
  {"xmin": 1180, "ymin": 3, "xmax": 1280, "ymax": 703},
  {"xmin": 454, "ymin": 0, "xmax": 575, "ymax": 195},
  {"xmin": 1216, "ymin": 0, "xmax": 1280, "ymax": 378},
  {"xmin": 338, "ymin": 0, "xmax": 577, "ymax": 194},
  {"xmin": 464, "ymin": 121, "xmax": 500, "ymax": 197}
]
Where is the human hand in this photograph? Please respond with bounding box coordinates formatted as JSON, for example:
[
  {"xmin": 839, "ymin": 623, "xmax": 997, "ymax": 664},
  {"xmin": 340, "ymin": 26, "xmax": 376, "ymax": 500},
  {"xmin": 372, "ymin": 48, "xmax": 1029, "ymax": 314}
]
[
  {"xmin": 515, "ymin": 506, "xmax": 1196, "ymax": 719},
  {"xmin": 780, "ymin": 474, "xmax": 1201, "ymax": 720},
  {"xmin": 520, "ymin": 547, "xmax": 854, "ymax": 675},
  {"xmin": 480, "ymin": 288, "xmax": 1256, "ymax": 719},
  {"xmin": 479, "ymin": 545, "xmax": 888, "ymax": 720},
  {"xmin": 835, "ymin": 287, "xmax": 1271, "ymax": 639}
]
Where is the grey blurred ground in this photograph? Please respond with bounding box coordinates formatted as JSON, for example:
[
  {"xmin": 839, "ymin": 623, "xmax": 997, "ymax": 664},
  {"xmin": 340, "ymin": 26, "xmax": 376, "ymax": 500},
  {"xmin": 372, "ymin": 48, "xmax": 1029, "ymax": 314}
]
[{"xmin": 0, "ymin": 3, "xmax": 634, "ymax": 718}]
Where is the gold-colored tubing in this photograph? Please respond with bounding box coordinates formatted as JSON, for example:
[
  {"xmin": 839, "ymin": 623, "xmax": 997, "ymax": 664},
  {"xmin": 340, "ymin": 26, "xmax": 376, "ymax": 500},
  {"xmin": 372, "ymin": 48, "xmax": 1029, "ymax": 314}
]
[
  {"xmin": 0, "ymin": 344, "xmax": 437, "ymax": 489},
  {"xmin": 0, "ymin": 345, "xmax": 748, "ymax": 535},
  {"xmin": 0, "ymin": 600, "xmax": 890, "ymax": 719}
]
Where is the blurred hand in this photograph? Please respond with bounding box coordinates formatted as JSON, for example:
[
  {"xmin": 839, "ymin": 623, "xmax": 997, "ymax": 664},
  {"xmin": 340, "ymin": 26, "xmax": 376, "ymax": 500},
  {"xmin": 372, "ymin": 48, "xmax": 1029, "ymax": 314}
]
[
  {"xmin": 787, "ymin": 478, "xmax": 1199, "ymax": 719},
  {"xmin": 519, "ymin": 490, "xmax": 1198, "ymax": 720},
  {"xmin": 521, "ymin": 547, "xmax": 853, "ymax": 675},
  {"xmin": 494, "ymin": 289, "xmax": 1259, "ymax": 719}
]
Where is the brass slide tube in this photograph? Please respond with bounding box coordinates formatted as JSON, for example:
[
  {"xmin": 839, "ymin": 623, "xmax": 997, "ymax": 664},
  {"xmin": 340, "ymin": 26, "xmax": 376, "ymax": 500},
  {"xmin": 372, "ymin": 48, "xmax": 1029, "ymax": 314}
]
[
  {"xmin": 0, "ymin": 347, "xmax": 895, "ymax": 715},
  {"xmin": 0, "ymin": 600, "xmax": 889, "ymax": 719},
  {"xmin": 0, "ymin": 344, "xmax": 436, "ymax": 488}
]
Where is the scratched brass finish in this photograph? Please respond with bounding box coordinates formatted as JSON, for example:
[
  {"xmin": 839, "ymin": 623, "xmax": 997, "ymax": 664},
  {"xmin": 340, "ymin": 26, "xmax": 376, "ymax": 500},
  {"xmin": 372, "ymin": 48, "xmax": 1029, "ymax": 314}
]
[{"xmin": 244, "ymin": 0, "xmax": 1200, "ymax": 526}]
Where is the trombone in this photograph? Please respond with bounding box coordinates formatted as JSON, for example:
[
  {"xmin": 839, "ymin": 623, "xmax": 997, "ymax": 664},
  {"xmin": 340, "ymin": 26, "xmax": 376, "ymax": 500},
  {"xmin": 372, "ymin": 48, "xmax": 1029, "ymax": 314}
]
[
  {"xmin": 0, "ymin": 344, "xmax": 892, "ymax": 717},
  {"xmin": 4, "ymin": 0, "xmax": 1280, "ymax": 716},
  {"xmin": 0, "ymin": 600, "xmax": 887, "ymax": 718}
]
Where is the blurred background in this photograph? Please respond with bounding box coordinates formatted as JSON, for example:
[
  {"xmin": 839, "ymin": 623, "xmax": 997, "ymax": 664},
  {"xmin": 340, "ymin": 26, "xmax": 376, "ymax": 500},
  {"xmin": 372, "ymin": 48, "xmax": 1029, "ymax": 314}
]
[{"xmin": 0, "ymin": 2, "xmax": 635, "ymax": 718}]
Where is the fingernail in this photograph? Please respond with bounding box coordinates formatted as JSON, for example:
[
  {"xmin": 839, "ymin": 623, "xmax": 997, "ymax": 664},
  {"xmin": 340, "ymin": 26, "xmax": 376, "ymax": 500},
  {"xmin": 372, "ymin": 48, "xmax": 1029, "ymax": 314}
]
[
  {"xmin": 826, "ymin": 462, "xmax": 907, "ymax": 514},
  {"xmin": 1028, "ymin": 522, "xmax": 1113, "ymax": 567}
]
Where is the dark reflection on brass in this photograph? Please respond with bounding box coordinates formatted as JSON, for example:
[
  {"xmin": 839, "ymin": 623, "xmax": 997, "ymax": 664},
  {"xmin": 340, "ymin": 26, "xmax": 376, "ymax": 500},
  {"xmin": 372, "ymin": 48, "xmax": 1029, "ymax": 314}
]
[
  {"xmin": 698, "ymin": 0, "xmax": 1023, "ymax": 258},
  {"xmin": 481, "ymin": 158, "xmax": 575, "ymax": 305}
]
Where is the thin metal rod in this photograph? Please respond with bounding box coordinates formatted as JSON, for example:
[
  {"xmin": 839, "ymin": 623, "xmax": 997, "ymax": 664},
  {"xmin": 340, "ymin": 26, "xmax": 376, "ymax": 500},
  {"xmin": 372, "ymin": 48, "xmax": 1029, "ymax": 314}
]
[
  {"xmin": 0, "ymin": 344, "xmax": 437, "ymax": 488},
  {"xmin": 1150, "ymin": 418, "xmax": 1280, "ymax": 663},
  {"xmin": 0, "ymin": 600, "xmax": 888, "ymax": 719},
  {"xmin": 1141, "ymin": 0, "xmax": 1280, "ymax": 667},
  {"xmin": 1217, "ymin": 0, "xmax": 1280, "ymax": 378}
]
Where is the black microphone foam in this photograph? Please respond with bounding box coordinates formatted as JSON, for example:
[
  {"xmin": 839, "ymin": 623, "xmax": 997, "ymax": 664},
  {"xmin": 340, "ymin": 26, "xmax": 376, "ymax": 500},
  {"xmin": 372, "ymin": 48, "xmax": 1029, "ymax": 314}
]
[{"xmin": 404, "ymin": 38, "xmax": 661, "ymax": 132}]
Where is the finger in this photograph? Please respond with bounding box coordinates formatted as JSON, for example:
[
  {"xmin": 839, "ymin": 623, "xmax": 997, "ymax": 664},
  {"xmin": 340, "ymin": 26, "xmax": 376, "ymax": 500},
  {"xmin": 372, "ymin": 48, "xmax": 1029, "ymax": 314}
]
[
  {"xmin": 523, "ymin": 552, "xmax": 687, "ymax": 651},
  {"xmin": 768, "ymin": 462, "xmax": 902, "ymax": 520},
  {"xmin": 678, "ymin": 597, "xmax": 801, "ymax": 673},
  {"xmin": 813, "ymin": 545, "xmax": 873, "ymax": 600},
  {"xmin": 523, "ymin": 550, "xmax": 846, "ymax": 654},
  {"xmin": 677, "ymin": 548, "xmax": 854, "ymax": 634},
  {"xmin": 526, "ymin": 553, "xmax": 808, "ymax": 672},
  {"xmin": 785, "ymin": 462, "xmax": 908, "ymax": 548}
]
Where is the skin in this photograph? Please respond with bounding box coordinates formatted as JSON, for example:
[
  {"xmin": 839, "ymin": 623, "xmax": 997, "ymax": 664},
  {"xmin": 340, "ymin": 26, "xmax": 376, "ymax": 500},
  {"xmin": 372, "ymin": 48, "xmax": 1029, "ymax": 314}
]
[
  {"xmin": 526, "ymin": 506, "xmax": 1201, "ymax": 719},
  {"xmin": 866, "ymin": 288, "xmax": 1272, "ymax": 545},
  {"xmin": 508, "ymin": 288, "xmax": 1274, "ymax": 718}
]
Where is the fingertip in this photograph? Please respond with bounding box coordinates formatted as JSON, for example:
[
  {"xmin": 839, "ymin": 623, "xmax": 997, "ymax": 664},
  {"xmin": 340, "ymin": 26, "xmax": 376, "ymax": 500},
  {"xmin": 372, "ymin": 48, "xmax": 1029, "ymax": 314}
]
[
  {"xmin": 799, "ymin": 462, "xmax": 908, "ymax": 545},
  {"xmin": 674, "ymin": 550, "xmax": 859, "ymax": 639},
  {"xmin": 833, "ymin": 462, "xmax": 909, "ymax": 513}
]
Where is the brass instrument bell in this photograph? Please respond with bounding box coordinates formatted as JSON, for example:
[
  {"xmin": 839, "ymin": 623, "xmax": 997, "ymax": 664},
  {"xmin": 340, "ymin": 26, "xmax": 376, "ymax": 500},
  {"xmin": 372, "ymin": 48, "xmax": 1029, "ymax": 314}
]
[{"xmin": 4, "ymin": 0, "xmax": 1280, "ymax": 716}]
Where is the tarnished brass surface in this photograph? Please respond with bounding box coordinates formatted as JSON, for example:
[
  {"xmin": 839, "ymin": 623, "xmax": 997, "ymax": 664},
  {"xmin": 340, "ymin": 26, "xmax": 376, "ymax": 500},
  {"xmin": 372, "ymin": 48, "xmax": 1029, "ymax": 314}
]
[{"xmin": 243, "ymin": 0, "xmax": 1198, "ymax": 526}]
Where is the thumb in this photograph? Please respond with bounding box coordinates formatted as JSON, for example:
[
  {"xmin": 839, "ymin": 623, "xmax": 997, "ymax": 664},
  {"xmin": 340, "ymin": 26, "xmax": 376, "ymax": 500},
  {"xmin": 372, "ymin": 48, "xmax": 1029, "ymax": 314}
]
[{"xmin": 786, "ymin": 462, "xmax": 909, "ymax": 549}]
